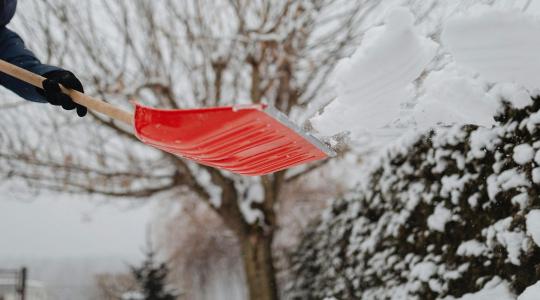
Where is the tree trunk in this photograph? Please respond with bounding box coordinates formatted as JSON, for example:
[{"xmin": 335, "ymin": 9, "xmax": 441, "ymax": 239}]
[{"xmin": 240, "ymin": 232, "xmax": 279, "ymax": 300}]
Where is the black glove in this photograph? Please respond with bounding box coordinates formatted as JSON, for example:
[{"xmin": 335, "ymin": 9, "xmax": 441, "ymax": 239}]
[{"xmin": 41, "ymin": 70, "xmax": 87, "ymax": 117}]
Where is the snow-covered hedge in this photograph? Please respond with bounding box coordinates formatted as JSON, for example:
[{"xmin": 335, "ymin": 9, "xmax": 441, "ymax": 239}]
[{"xmin": 287, "ymin": 98, "xmax": 540, "ymax": 299}]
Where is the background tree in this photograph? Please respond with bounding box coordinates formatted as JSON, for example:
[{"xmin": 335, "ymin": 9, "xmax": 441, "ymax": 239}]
[
  {"xmin": 131, "ymin": 250, "xmax": 178, "ymax": 300},
  {"xmin": 0, "ymin": 0, "xmax": 384, "ymax": 299},
  {"xmin": 156, "ymin": 174, "xmax": 339, "ymax": 298},
  {"xmin": 95, "ymin": 273, "xmax": 138, "ymax": 300}
]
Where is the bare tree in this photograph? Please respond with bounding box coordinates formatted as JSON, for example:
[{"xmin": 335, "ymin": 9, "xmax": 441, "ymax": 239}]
[
  {"xmin": 0, "ymin": 0, "xmax": 381, "ymax": 299},
  {"xmin": 156, "ymin": 170, "xmax": 340, "ymax": 299}
]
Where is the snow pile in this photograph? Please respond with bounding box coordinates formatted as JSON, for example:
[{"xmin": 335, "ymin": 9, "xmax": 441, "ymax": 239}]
[
  {"xmin": 311, "ymin": 8, "xmax": 437, "ymax": 139},
  {"xmin": 442, "ymin": 6, "xmax": 540, "ymax": 92},
  {"xmin": 519, "ymin": 281, "xmax": 540, "ymax": 300},
  {"xmin": 312, "ymin": 5, "xmax": 540, "ymax": 147},
  {"xmin": 412, "ymin": 66, "xmax": 499, "ymax": 128},
  {"xmin": 414, "ymin": 6, "xmax": 540, "ymax": 129},
  {"xmin": 287, "ymin": 99, "xmax": 540, "ymax": 299}
]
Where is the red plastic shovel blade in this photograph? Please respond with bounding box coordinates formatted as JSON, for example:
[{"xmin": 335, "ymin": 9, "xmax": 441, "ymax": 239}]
[{"xmin": 133, "ymin": 103, "xmax": 335, "ymax": 176}]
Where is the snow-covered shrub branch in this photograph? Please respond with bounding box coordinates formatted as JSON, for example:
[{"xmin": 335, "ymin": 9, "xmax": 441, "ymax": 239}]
[{"xmin": 288, "ymin": 98, "xmax": 540, "ymax": 299}]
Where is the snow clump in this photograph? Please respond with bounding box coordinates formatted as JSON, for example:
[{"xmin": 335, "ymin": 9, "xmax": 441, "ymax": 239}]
[{"xmin": 311, "ymin": 7, "xmax": 437, "ymax": 139}]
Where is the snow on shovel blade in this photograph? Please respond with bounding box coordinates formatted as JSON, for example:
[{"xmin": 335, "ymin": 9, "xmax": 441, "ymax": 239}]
[{"xmin": 133, "ymin": 103, "xmax": 336, "ymax": 176}]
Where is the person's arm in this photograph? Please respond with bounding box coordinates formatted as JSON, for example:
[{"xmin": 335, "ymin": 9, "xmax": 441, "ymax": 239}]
[
  {"xmin": 0, "ymin": 27, "xmax": 59, "ymax": 102},
  {"xmin": 0, "ymin": 27, "xmax": 87, "ymax": 116}
]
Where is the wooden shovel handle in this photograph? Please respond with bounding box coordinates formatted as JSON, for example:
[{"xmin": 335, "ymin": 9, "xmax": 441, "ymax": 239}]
[{"xmin": 0, "ymin": 59, "xmax": 133, "ymax": 126}]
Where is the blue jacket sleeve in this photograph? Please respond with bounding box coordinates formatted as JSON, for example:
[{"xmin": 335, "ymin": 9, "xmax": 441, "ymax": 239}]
[{"xmin": 0, "ymin": 27, "xmax": 61, "ymax": 103}]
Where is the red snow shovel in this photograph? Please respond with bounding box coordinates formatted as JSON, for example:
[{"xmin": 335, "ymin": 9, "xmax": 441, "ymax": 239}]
[{"xmin": 0, "ymin": 60, "xmax": 335, "ymax": 176}]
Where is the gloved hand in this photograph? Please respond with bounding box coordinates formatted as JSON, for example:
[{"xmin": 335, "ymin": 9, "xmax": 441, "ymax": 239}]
[{"xmin": 41, "ymin": 70, "xmax": 87, "ymax": 117}]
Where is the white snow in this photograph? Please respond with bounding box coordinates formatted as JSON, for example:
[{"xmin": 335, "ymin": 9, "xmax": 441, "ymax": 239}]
[
  {"xmin": 519, "ymin": 280, "xmax": 540, "ymax": 300},
  {"xmin": 468, "ymin": 128, "xmax": 501, "ymax": 160},
  {"xmin": 191, "ymin": 167, "xmax": 223, "ymax": 208},
  {"xmin": 468, "ymin": 194, "xmax": 480, "ymax": 208},
  {"xmin": 525, "ymin": 112, "xmax": 540, "ymax": 135},
  {"xmin": 410, "ymin": 261, "xmax": 437, "ymax": 282},
  {"xmin": 122, "ymin": 292, "xmax": 144, "ymax": 300},
  {"xmin": 511, "ymin": 193, "xmax": 529, "ymax": 210},
  {"xmin": 442, "ymin": 6, "xmax": 540, "ymax": 92},
  {"xmin": 311, "ymin": 7, "xmax": 437, "ymax": 139},
  {"xmin": 489, "ymin": 83, "xmax": 533, "ymax": 110},
  {"xmin": 427, "ymin": 204, "xmax": 452, "ymax": 232},
  {"xmin": 532, "ymin": 168, "xmax": 540, "ymax": 184},
  {"xmin": 526, "ymin": 210, "xmax": 540, "ymax": 247},
  {"xmin": 238, "ymin": 180, "xmax": 265, "ymax": 224},
  {"xmin": 535, "ymin": 150, "xmax": 540, "ymax": 165},
  {"xmin": 484, "ymin": 218, "xmax": 526, "ymax": 266},
  {"xmin": 310, "ymin": 4, "xmax": 540, "ymax": 150},
  {"xmin": 457, "ymin": 240, "xmax": 487, "ymax": 257},
  {"xmin": 513, "ymin": 144, "xmax": 535, "ymax": 165},
  {"xmin": 414, "ymin": 66, "xmax": 498, "ymax": 128},
  {"xmin": 450, "ymin": 277, "xmax": 514, "ymax": 300},
  {"xmin": 496, "ymin": 231, "xmax": 526, "ymax": 266},
  {"xmin": 487, "ymin": 168, "xmax": 530, "ymax": 201},
  {"xmin": 440, "ymin": 174, "xmax": 475, "ymax": 205}
]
